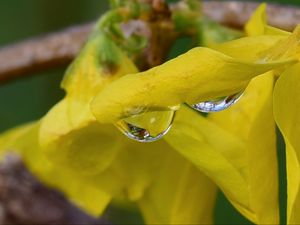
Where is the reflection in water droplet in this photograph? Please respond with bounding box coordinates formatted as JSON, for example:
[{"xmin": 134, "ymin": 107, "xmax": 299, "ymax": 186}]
[
  {"xmin": 190, "ymin": 92, "xmax": 244, "ymax": 113},
  {"xmin": 115, "ymin": 110, "xmax": 175, "ymax": 142}
]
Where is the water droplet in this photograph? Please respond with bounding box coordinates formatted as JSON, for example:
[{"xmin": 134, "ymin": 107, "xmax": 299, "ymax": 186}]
[
  {"xmin": 116, "ymin": 110, "xmax": 175, "ymax": 142},
  {"xmin": 190, "ymin": 92, "xmax": 244, "ymax": 113}
]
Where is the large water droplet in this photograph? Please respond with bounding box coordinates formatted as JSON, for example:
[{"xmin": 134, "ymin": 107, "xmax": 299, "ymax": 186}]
[
  {"xmin": 190, "ymin": 92, "xmax": 243, "ymax": 113},
  {"xmin": 115, "ymin": 110, "xmax": 175, "ymax": 142}
]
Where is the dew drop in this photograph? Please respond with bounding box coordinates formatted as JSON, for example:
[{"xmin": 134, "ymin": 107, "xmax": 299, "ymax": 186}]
[
  {"xmin": 115, "ymin": 110, "xmax": 175, "ymax": 142},
  {"xmin": 190, "ymin": 91, "xmax": 244, "ymax": 113}
]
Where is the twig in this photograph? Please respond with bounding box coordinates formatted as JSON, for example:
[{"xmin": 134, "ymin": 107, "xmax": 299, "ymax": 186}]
[
  {"xmin": 0, "ymin": 24, "xmax": 93, "ymax": 84},
  {"xmin": 0, "ymin": 1, "xmax": 300, "ymax": 84}
]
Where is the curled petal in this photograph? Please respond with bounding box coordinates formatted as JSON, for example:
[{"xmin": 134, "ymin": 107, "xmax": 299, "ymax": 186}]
[
  {"xmin": 209, "ymin": 73, "xmax": 279, "ymax": 224},
  {"xmin": 165, "ymin": 72, "xmax": 279, "ymax": 224},
  {"xmin": 91, "ymin": 38, "xmax": 295, "ymax": 123},
  {"xmin": 274, "ymin": 63, "xmax": 300, "ymax": 224}
]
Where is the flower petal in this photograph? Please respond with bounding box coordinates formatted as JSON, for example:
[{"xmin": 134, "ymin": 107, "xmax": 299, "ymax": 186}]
[
  {"xmin": 165, "ymin": 72, "xmax": 279, "ymax": 224},
  {"xmin": 138, "ymin": 148, "xmax": 217, "ymax": 224},
  {"xmin": 40, "ymin": 100, "xmax": 123, "ymax": 175},
  {"xmin": 245, "ymin": 3, "xmax": 290, "ymax": 36},
  {"xmin": 274, "ymin": 63, "xmax": 300, "ymax": 224},
  {"xmin": 209, "ymin": 72, "xmax": 279, "ymax": 224},
  {"xmin": 91, "ymin": 39, "xmax": 295, "ymax": 123},
  {"xmin": 39, "ymin": 32, "xmax": 138, "ymax": 175},
  {"xmin": 108, "ymin": 140, "xmax": 173, "ymax": 201},
  {"xmin": 164, "ymin": 106, "xmax": 253, "ymax": 219}
]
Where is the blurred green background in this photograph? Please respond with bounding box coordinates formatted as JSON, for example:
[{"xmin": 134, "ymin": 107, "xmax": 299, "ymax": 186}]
[{"xmin": 0, "ymin": 0, "xmax": 298, "ymax": 224}]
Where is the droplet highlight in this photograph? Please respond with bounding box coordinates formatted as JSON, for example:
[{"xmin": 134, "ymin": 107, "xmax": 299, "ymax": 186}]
[
  {"xmin": 190, "ymin": 92, "xmax": 243, "ymax": 113},
  {"xmin": 115, "ymin": 110, "xmax": 175, "ymax": 142}
]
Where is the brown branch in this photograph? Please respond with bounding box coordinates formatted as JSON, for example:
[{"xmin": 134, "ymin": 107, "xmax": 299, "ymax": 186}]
[
  {"xmin": 0, "ymin": 154, "xmax": 108, "ymax": 225},
  {"xmin": 0, "ymin": 24, "xmax": 93, "ymax": 84},
  {"xmin": 0, "ymin": 1, "xmax": 300, "ymax": 84}
]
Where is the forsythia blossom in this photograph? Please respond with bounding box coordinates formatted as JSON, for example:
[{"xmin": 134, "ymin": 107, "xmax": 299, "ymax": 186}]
[{"xmin": 0, "ymin": 3, "xmax": 300, "ymax": 225}]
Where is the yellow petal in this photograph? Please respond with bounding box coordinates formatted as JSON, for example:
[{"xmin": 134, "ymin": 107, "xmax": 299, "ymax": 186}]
[
  {"xmin": 62, "ymin": 33, "xmax": 137, "ymax": 98},
  {"xmin": 0, "ymin": 122, "xmax": 34, "ymax": 157},
  {"xmin": 164, "ymin": 106, "xmax": 252, "ymax": 218},
  {"xmin": 245, "ymin": 4, "xmax": 300, "ymax": 65},
  {"xmin": 211, "ymin": 35, "xmax": 284, "ymax": 61},
  {"xmin": 274, "ymin": 63, "xmax": 300, "ymax": 224},
  {"xmin": 91, "ymin": 38, "xmax": 295, "ymax": 123},
  {"xmin": 79, "ymin": 133, "xmax": 217, "ymax": 225},
  {"xmin": 84, "ymin": 133, "xmax": 217, "ymax": 224},
  {"xmin": 39, "ymin": 31, "xmax": 138, "ymax": 175},
  {"xmin": 165, "ymin": 72, "xmax": 278, "ymax": 224},
  {"xmin": 245, "ymin": 3, "xmax": 290, "ymax": 36},
  {"xmin": 138, "ymin": 148, "xmax": 217, "ymax": 224},
  {"xmin": 245, "ymin": 3, "xmax": 267, "ymax": 36},
  {"xmin": 0, "ymin": 122, "xmax": 111, "ymax": 216},
  {"xmin": 209, "ymin": 72, "xmax": 279, "ymax": 224},
  {"xmin": 108, "ymin": 140, "xmax": 172, "ymax": 201},
  {"xmin": 40, "ymin": 100, "xmax": 123, "ymax": 175}
]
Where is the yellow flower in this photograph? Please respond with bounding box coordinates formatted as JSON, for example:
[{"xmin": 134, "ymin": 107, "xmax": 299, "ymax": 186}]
[
  {"xmin": 274, "ymin": 57, "xmax": 300, "ymax": 224},
  {"xmin": 245, "ymin": 6, "xmax": 300, "ymax": 224},
  {"xmin": 1, "ymin": 3, "xmax": 300, "ymax": 225},
  {"xmin": 0, "ymin": 16, "xmax": 217, "ymax": 224}
]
